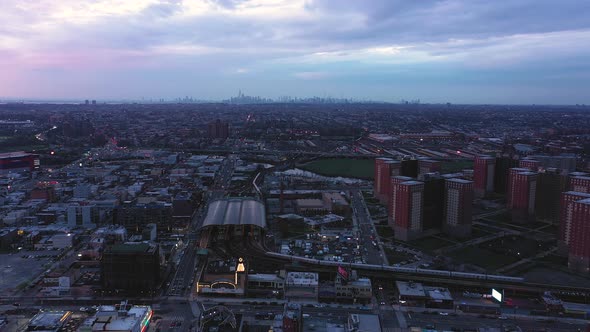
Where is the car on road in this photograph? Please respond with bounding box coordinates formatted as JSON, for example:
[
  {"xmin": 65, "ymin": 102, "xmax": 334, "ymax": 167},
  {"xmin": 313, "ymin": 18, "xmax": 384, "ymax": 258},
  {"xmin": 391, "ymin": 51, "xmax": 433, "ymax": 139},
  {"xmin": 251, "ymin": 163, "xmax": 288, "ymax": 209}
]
[{"xmin": 439, "ymin": 312, "xmax": 449, "ymax": 316}]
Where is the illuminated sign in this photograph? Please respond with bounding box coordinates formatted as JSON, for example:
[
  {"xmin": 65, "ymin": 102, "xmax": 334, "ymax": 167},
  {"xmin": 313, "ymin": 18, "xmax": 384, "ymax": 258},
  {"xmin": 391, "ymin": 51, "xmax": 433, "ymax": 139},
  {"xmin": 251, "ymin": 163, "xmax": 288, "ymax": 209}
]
[
  {"xmin": 491, "ymin": 289, "xmax": 502, "ymax": 302},
  {"xmin": 337, "ymin": 266, "xmax": 349, "ymax": 280},
  {"xmin": 140, "ymin": 309, "xmax": 152, "ymax": 332}
]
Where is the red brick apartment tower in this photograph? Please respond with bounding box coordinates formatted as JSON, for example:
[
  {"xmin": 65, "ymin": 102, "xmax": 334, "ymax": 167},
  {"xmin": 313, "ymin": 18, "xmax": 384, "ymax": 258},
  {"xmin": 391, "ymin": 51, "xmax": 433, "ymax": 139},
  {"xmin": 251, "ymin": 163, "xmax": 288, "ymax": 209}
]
[
  {"xmin": 388, "ymin": 176, "xmax": 413, "ymax": 228},
  {"xmin": 519, "ymin": 159, "xmax": 541, "ymax": 171},
  {"xmin": 509, "ymin": 171, "xmax": 538, "ymax": 223},
  {"xmin": 559, "ymin": 191, "xmax": 590, "ymax": 254},
  {"xmin": 393, "ymin": 181, "xmax": 424, "ymax": 241},
  {"xmin": 418, "ymin": 159, "xmax": 441, "ymax": 175},
  {"xmin": 374, "ymin": 158, "xmax": 392, "ymax": 203},
  {"xmin": 568, "ymin": 198, "xmax": 590, "ymax": 274},
  {"xmin": 569, "ymin": 176, "xmax": 590, "ymax": 193},
  {"xmin": 443, "ymin": 178, "xmax": 474, "ymax": 238},
  {"xmin": 473, "ymin": 156, "xmax": 495, "ymax": 198},
  {"xmin": 507, "ymin": 167, "xmax": 530, "ymax": 207},
  {"xmin": 374, "ymin": 158, "xmax": 401, "ymax": 204}
]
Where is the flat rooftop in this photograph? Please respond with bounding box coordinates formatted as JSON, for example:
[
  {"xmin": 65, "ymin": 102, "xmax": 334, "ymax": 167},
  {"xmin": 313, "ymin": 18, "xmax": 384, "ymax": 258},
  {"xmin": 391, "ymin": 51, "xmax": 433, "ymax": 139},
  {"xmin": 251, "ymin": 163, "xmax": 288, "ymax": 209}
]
[
  {"xmin": 28, "ymin": 311, "xmax": 71, "ymax": 328},
  {"xmin": 286, "ymin": 272, "xmax": 318, "ymax": 286},
  {"xmin": 396, "ymin": 281, "xmax": 426, "ymax": 298},
  {"xmin": 106, "ymin": 242, "xmax": 156, "ymax": 254},
  {"xmin": 446, "ymin": 178, "xmax": 472, "ymax": 184},
  {"xmin": 83, "ymin": 305, "xmax": 151, "ymax": 331},
  {"xmin": 424, "ymin": 286, "xmax": 453, "ymax": 301},
  {"xmin": 200, "ymin": 198, "xmax": 266, "ymax": 229}
]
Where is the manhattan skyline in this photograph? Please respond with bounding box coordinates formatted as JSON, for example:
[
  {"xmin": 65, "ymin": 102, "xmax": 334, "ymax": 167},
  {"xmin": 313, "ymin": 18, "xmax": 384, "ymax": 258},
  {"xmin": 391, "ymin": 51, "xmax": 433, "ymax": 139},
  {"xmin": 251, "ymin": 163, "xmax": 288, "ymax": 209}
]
[{"xmin": 1, "ymin": 0, "xmax": 590, "ymax": 104}]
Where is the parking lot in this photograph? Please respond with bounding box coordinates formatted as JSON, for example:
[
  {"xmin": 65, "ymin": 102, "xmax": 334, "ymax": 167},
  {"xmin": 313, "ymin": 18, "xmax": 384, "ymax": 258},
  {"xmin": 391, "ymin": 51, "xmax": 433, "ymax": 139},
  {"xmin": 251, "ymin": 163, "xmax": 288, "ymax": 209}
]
[{"xmin": 0, "ymin": 249, "xmax": 62, "ymax": 293}]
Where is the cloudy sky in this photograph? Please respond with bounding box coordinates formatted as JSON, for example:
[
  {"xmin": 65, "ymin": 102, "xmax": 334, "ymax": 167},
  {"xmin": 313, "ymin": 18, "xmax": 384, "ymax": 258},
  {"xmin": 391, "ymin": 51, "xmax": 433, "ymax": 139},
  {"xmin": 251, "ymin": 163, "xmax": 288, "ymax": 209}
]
[{"xmin": 1, "ymin": 0, "xmax": 590, "ymax": 103}]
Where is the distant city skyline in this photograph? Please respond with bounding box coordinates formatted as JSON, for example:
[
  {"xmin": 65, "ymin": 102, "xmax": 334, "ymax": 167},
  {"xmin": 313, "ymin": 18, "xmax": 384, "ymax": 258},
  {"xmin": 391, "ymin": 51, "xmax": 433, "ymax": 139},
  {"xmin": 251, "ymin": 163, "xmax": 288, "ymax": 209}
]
[{"xmin": 1, "ymin": 0, "xmax": 590, "ymax": 104}]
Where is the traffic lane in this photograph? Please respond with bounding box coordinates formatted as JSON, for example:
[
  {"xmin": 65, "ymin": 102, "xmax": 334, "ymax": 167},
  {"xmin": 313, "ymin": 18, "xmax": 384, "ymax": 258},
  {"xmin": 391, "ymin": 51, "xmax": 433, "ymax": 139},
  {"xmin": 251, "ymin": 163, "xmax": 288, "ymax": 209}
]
[
  {"xmin": 406, "ymin": 312, "xmax": 503, "ymax": 330},
  {"xmin": 405, "ymin": 312, "xmax": 587, "ymax": 332}
]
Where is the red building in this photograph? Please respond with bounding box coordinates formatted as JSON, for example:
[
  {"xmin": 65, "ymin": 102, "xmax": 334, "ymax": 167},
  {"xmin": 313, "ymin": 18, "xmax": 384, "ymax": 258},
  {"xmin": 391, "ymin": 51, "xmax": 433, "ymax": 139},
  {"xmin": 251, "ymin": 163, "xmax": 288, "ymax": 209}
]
[
  {"xmin": 207, "ymin": 119, "xmax": 229, "ymax": 139},
  {"xmin": 507, "ymin": 167, "xmax": 530, "ymax": 207},
  {"xmin": 509, "ymin": 171, "xmax": 538, "ymax": 223},
  {"xmin": 30, "ymin": 186, "xmax": 56, "ymax": 202},
  {"xmin": 519, "ymin": 159, "xmax": 541, "ymax": 171},
  {"xmin": 393, "ymin": 181, "xmax": 424, "ymax": 241},
  {"xmin": 569, "ymin": 176, "xmax": 590, "ymax": 193},
  {"xmin": 559, "ymin": 191, "xmax": 590, "ymax": 254},
  {"xmin": 567, "ymin": 198, "xmax": 590, "ymax": 273},
  {"xmin": 388, "ymin": 176, "xmax": 413, "ymax": 228},
  {"xmin": 374, "ymin": 158, "xmax": 400, "ymax": 204},
  {"xmin": 0, "ymin": 151, "xmax": 39, "ymax": 174},
  {"xmin": 282, "ymin": 303, "xmax": 302, "ymax": 332},
  {"xmin": 473, "ymin": 156, "xmax": 495, "ymax": 197},
  {"xmin": 418, "ymin": 159, "xmax": 441, "ymax": 175},
  {"xmin": 444, "ymin": 178, "xmax": 473, "ymax": 238}
]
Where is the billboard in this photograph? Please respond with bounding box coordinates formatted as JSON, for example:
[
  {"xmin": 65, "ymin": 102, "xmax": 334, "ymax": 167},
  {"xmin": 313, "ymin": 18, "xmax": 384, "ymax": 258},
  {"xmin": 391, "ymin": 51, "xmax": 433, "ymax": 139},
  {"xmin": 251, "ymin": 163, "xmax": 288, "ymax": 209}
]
[
  {"xmin": 491, "ymin": 288, "xmax": 502, "ymax": 302},
  {"xmin": 337, "ymin": 266, "xmax": 349, "ymax": 281}
]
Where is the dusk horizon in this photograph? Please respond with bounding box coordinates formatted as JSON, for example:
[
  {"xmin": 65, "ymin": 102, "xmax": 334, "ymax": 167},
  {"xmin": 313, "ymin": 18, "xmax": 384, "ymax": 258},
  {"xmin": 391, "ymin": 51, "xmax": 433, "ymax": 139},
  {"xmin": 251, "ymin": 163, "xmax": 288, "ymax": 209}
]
[{"xmin": 2, "ymin": 0, "xmax": 590, "ymax": 104}]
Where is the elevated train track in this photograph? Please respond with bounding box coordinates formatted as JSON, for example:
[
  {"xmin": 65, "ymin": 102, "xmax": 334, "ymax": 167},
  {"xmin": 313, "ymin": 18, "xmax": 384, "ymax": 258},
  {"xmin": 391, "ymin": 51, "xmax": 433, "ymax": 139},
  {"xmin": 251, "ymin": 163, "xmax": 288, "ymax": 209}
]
[{"xmin": 211, "ymin": 230, "xmax": 590, "ymax": 296}]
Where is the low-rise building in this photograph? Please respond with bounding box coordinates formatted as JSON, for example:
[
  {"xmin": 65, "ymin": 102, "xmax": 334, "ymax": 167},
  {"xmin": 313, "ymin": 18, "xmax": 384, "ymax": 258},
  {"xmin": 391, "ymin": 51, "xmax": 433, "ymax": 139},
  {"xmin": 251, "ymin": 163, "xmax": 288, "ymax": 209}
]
[
  {"xmin": 295, "ymin": 199, "xmax": 327, "ymax": 215},
  {"xmin": 27, "ymin": 311, "xmax": 72, "ymax": 332},
  {"xmin": 285, "ymin": 272, "xmax": 319, "ymax": 301},
  {"xmin": 78, "ymin": 303, "xmax": 152, "ymax": 332},
  {"xmin": 322, "ymin": 192, "xmax": 351, "ymax": 216},
  {"xmin": 347, "ymin": 313, "xmax": 382, "ymax": 332}
]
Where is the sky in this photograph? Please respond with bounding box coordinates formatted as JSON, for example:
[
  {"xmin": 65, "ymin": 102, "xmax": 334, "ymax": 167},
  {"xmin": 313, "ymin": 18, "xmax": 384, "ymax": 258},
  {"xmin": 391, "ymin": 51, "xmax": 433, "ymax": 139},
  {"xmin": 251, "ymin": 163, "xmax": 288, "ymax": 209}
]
[{"xmin": 1, "ymin": 0, "xmax": 590, "ymax": 104}]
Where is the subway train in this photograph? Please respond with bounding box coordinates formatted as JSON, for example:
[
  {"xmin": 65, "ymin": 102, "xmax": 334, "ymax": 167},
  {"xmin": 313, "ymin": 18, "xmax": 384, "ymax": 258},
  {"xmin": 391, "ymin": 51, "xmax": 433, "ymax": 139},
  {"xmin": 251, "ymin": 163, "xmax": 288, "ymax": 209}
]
[{"xmin": 265, "ymin": 251, "xmax": 524, "ymax": 283}]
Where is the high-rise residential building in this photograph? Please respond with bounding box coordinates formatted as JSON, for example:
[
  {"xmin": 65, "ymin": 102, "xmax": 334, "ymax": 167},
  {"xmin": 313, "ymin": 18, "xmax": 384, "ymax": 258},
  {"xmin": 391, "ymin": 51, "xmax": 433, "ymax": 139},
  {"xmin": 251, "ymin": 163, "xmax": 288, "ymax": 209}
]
[
  {"xmin": 473, "ymin": 156, "xmax": 495, "ymax": 197},
  {"xmin": 567, "ymin": 198, "xmax": 590, "ymax": 273},
  {"xmin": 535, "ymin": 168, "xmax": 567, "ymax": 224},
  {"xmin": 519, "ymin": 159, "xmax": 541, "ymax": 171},
  {"xmin": 374, "ymin": 158, "xmax": 391, "ymax": 203},
  {"xmin": 444, "ymin": 178, "xmax": 474, "ymax": 238},
  {"xmin": 393, "ymin": 181, "xmax": 424, "ymax": 241},
  {"xmin": 528, "ymin": 154, "xmax": 577, "ymax": 174},
  {"xmin": 420, "ymin": 173, "xmax": 445, "ymax": 231},
  {"xmin": 507, "ymin": 167, "xmax": 530, "ymax": 207},
  {"xmin": 418, "ymin": 159, "xmax": 441, "ymax": 175},
  {"xmin": 569, "ymin": 176, "xmax": 590, "ymax": 193},
  {"xmin": 388, "ymin": 176, "xmax": 413, "ymax": 228},
  {"xmin": 509, "ymin": 171, "xmax": 538, "ymax": 223},
  {"xmin": 400, "ymin": 159, "xmax": 418, "ymax": 178},
  {"xmin": 373, "ymin": 158, "xmax": 400, "ymax": 204},
  {"xmin": 207, "ymin": 119, "xmax": 230, "ymax": 139},
  {"xmin": 559, "ymin": 191, "xmax": 590, "ymax": 254},
  {"xmin": 494, "ymin": 156, "xmax": 518, "ymax": 195}
]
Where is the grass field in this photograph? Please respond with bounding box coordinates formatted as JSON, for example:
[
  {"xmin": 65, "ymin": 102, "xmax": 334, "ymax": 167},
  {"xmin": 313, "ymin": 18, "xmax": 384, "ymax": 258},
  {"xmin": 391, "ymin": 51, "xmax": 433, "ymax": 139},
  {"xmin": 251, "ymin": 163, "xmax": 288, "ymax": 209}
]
[
  {"xmin": 0, "ymin": 144, "xmax": 48, "ymax": 153},
  {"xmin": 450, "ymin": 246, "xmax": 520, "ymax": 271},
  {"xmin": 441, "ymin": 159, "xmax": 474, "ymax": 173},
  {"xmin": 375, "ymin": 226, "xmax": 394, "ymax": 239},
  {"xmin": 384, "ymin": 247, "xmax": 415, "ymax": 264},
  {"xmin": 409, "ymin": 236, "xmax": 456, "ymax": 252},
  {"xmin": 299, "ymin": 158, "xmax": 374, "ymax": 179}
]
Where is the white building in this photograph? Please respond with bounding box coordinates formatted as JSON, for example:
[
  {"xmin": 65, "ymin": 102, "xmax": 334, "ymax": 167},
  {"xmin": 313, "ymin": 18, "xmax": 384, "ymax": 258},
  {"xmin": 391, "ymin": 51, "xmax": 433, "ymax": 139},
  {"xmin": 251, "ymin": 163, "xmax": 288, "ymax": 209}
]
[{"xmin": 78, "ymin": 303, "xmax": 152, "ymax": 332}]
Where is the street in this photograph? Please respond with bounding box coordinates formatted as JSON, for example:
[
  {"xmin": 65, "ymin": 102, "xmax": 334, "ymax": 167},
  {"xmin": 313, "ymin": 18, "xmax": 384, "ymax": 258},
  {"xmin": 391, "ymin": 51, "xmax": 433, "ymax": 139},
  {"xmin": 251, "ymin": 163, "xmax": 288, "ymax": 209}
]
[{"xmin": 350, "ymin": 190, "xmax": 388, "ymax": 265}]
